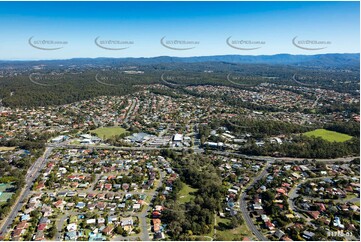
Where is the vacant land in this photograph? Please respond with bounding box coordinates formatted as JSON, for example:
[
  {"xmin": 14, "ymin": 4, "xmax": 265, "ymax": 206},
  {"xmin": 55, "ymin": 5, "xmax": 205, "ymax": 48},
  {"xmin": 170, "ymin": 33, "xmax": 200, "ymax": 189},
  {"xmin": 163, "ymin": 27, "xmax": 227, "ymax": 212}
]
[
  {"xmin": 178, "ymin": 182, "xmax": 197, "ymax": 204},
  {"xmin": 90, "ymin": 126, "xmax": 127, "ymax": 139},
  {"xmin": 303, "ymin": 129, "xmax": 352, "ymax": 142},
  {"xmin": 214, "ymin": 215, "xmax": 253, "ymax": 241}
]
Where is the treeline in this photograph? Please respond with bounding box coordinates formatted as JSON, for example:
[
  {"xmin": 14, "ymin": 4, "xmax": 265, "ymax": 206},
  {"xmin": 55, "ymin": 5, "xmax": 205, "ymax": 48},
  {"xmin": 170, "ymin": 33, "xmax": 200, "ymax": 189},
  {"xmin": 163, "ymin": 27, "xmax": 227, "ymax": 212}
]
[
  {"xmin": 223, "ymin": 118, "xmax": 313, "ymax": 138},
  {"xmin": 0, "ymin": 71, "xmax": 142, "ymax": 107},
  {"xmin": 325, "ymin": 121, "xmax": 360, "ymax": 137},
  {"xmin": 239, "ymin": 136, "xmax": 360, "ymax": 159},
  {"xmin": 198, "ymin": 118, "xmax": 313, "ymax": 140},
  {"xmin": 0, "ymin": 139, "xmax": 45, "ymax": 151}
]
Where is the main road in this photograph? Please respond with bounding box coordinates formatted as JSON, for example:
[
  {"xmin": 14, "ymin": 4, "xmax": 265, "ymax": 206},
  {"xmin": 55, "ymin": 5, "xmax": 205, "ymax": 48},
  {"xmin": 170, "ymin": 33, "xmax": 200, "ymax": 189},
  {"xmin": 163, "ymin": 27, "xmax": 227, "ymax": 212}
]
[{"xmin": 0, "ymin": 146, "xmax": 53, "ymax": 236}]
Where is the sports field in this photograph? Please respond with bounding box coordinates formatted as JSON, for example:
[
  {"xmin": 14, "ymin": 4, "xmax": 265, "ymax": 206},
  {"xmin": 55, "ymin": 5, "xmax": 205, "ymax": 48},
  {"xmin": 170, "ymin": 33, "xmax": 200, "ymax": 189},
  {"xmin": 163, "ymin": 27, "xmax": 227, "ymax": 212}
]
[
  {"xmin": 303, "ymin": 129, "xmax": 352, "ymax": 142},
  {"xmin": 90, "ymin": 126, "xmax": 127, "ymax": 139}
]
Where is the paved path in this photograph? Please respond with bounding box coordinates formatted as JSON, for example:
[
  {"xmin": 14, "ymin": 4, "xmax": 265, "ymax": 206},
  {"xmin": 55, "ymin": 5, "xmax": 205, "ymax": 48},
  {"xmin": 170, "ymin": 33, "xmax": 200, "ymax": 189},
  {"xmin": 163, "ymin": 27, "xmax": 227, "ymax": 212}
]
[
  {"xmin": 55, "ymin": 214, "xmax": 68, "ymax": 240},
  {"xmin": 139, "ymin": 171, "xmax": 165, "ymax": 241}
]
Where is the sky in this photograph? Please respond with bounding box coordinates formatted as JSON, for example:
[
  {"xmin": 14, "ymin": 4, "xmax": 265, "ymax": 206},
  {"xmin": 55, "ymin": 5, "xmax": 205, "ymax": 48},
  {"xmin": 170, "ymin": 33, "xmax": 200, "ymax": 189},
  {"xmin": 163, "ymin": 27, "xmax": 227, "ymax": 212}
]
[{"xmin": 0, "ymin": 1, "xmax": 359, "ymax": 60}]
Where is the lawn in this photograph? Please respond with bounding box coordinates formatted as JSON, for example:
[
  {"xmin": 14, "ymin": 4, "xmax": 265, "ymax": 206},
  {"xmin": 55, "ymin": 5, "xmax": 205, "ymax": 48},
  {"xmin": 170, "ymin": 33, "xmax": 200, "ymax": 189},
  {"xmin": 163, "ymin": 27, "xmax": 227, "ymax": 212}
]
[
  {"xmin": 0, "ymin": 146, "xmax": 16, "ymax": 151},
  {"xmin": 214, "ymin": 215, "xmax": 254, "ymax": 241},
  {"xmin": 303, "ymin": 129, "xmax": 352, "ymax": 142},
  {"xmin": 178, "ymin": 182, "xmax": 197, "ymax": 204},
  {"xmin": 90, "ymin": 126, "xmax": 127, "ymax": 140},
  {"xmin": 0, "ymin": 183, "xmax": 15, "ymax": 203}
]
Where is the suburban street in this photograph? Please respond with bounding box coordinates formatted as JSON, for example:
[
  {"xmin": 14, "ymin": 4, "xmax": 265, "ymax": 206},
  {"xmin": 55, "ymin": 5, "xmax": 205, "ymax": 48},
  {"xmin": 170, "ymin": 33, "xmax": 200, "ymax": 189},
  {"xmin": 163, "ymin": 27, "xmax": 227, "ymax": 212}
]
[
  {"xmin": 0, "ymin": 146, "xmax": 53, "ymax": 236},
  {"xmin": 239, "ymin": 159, "xmax": 273, "ymax": 241}
]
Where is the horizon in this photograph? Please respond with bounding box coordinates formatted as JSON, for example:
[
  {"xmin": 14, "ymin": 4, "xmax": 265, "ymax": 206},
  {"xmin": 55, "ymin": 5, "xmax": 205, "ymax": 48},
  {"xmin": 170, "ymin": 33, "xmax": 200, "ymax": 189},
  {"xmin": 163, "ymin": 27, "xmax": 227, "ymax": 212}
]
[
  {"xmin": 0, "ymin": 1, "xmax": 359, "ymax": 60},
  {"xmin": 0, "ymin": 52, "xmax": 360, "ymax": 62}
]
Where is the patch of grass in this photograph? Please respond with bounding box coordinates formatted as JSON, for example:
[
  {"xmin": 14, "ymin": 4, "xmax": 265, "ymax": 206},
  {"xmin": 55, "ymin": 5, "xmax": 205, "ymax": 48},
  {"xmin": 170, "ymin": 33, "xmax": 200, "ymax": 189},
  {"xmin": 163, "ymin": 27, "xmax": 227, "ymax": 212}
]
[
  {"xmin": 70, "ymin": 140, "xmax": 80, "ymax": 145},
  {"xmin": 217, "ymin": 223, "xmax": 253, "ymax": 241},
  {"xmin": 0, "ymin": 146, "xmax": 16, "ymax": 151},
  {"xmin": 0, "ymin": 183, "xmax": 15, "ymax": 202},
  {"xmin": 217, "ymin": 216, "xmax": 230, "ymax": 225},
  {"xmin": 84, "ymin": 229, "xmax": 91, "ymax": 237},
  {"xmin": 340, "ymin": 193, "xmax": 359, "ymax": 203},
  {"xmin": 190, "ymin": 235, "xmax": 213, "ymax": 241},
  {"xmin": 178, "ymin": 182, "xmax": 197, "ymax": 204},
  {"xmin": 215, "ymin": 215, "xmax": 254, "ymax": 241},
  {"xmin": 303, "ymin": 129, "xmax": 352, "ymax": 142},
  {"xmin": 90, "ymin": 126, "xmax": 127, "ymax": 140}
]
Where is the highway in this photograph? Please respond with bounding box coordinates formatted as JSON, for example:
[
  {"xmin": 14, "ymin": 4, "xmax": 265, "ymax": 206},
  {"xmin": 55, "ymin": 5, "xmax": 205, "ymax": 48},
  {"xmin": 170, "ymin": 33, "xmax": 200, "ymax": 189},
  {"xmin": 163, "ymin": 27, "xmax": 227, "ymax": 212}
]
[
  {"xmin": 0, "ymin": 146, "xmax": 53, "ymax": 236},
  {"xmin": 49, "ymin": 143, "xmax": 205, "ymax": 154}
]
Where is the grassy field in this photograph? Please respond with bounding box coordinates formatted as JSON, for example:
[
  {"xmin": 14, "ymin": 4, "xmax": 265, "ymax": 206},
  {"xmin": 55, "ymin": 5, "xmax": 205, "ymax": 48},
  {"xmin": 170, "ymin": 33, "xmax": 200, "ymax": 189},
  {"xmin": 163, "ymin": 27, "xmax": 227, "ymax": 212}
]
[
  {"xmin": 0, "ymin": 183, "xmax": 15, "ymax": 203},
  {"xmin": 90, "ymin": 126, "xmax": 127, "ymax": 139},
  {"xmin": 0, "ymin": 146, "xmax": 16, "ymax": 151},
  {"xmin": 214, "ymin": 215, "xmax": 253, "ymax": 241},
  {"xmin": 303, "ymin": 129, "xmax": 352, "ymax": 142},
  {"xmin": 178, "ymin": 182, "xmax": 197, "ymax": 204}
]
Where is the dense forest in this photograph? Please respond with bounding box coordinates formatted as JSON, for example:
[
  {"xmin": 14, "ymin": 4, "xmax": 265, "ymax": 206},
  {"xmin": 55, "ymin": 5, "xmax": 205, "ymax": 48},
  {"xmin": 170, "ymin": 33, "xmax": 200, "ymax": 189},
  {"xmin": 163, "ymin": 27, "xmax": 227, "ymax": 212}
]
[
  {"xmin": 239, "ymin": 136, "xmax": 360, "ymax": 159},
  {"xmin": 0, "ymin": 57, "xmax": 359, "ymax": 107}
]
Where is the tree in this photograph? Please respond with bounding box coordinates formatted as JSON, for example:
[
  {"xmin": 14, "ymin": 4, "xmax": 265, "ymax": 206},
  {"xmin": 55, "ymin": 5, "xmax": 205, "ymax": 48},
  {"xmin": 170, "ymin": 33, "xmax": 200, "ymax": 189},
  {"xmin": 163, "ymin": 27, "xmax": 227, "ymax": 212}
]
[
  {"xmin": 115, "ymin": 226, "xmax": 124, "ymax": 235},
  {"xmin": 230, "ymin": 216, "xmax": 239, "ymax": 229},
  {"xmin": 48, "ymin": 226, "xmax": 57, "ymax": 239}
]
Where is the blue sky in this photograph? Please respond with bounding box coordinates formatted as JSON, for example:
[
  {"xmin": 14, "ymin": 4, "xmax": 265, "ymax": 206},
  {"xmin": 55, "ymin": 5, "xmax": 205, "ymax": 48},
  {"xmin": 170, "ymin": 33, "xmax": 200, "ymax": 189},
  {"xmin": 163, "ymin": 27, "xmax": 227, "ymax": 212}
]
[{"xmin": 0, "ymin": 1, "xmax": 359, "ymax": 60}]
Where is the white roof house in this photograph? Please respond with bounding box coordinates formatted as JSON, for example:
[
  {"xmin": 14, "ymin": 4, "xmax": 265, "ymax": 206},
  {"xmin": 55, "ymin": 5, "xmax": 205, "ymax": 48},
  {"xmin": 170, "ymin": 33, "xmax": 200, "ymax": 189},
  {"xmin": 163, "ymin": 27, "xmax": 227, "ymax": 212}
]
[
  {"xmin": 67, "ymin": 223, "xmax": 77, "ymax": 232},
  {"xmin": 173, "ymin": 134, "xmax": 183, "ymax": 142},
  {"xmin": 86, "ymin": 219, "xmax": 96, "ymax": 224}
]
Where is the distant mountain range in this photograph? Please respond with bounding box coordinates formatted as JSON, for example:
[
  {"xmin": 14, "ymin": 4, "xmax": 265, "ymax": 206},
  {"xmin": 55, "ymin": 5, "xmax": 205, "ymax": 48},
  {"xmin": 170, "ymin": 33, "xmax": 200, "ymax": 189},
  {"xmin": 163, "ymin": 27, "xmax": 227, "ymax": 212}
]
[{"xmin": 1, "ymin": 53, "xmax": 359, "ymax": 68}]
